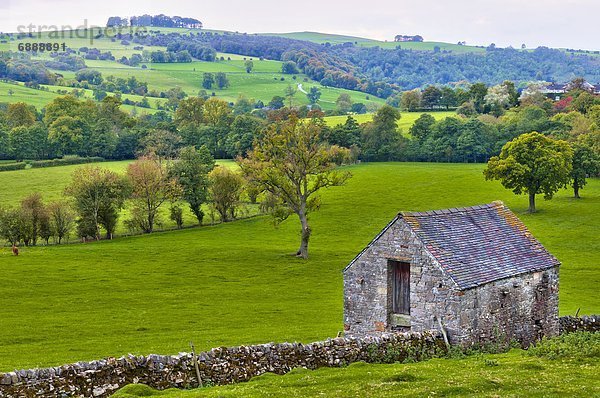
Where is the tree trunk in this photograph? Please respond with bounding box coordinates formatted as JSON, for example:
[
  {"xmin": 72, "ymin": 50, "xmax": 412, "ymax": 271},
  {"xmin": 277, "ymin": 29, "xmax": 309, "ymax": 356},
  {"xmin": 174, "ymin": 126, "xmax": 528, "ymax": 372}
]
[
  {"xmin": 296, "ymin": 209, "xmax": 311, "ymax": 259},
  {"xmin": 528, "ymin": 193, "xmax": 536, "ymax": 213},
  {"xmin": 573, "ymin": 181, "xmax": 580, "ymax": 199}
]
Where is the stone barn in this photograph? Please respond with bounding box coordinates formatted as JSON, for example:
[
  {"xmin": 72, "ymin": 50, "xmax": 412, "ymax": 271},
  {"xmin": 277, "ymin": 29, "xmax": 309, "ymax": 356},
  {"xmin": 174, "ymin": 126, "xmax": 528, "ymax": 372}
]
[{"xmin": 343, "ymin": 201, "xmax": 560, "ymax": 346}]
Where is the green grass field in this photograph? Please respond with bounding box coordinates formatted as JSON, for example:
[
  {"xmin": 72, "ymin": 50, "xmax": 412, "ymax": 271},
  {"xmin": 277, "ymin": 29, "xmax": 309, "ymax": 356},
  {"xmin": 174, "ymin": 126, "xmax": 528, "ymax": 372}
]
[
  {"xmin": 0, "ymin": 162, "xmax": 597, "ymax": 372},
  {"xmin": 323, "ymin": 111, "xmax": 456, "ymax": 133},
  {"xmin": 114, "ymin": 346, "xmax": 599, "ymax": 397}
]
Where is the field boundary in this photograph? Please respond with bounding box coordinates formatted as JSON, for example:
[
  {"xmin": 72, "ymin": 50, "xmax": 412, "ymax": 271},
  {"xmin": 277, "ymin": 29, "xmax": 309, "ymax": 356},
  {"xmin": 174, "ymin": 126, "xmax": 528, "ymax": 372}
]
[{"xmin": 0, "ymin": 332, "xmax": 445, "ymax": 397}]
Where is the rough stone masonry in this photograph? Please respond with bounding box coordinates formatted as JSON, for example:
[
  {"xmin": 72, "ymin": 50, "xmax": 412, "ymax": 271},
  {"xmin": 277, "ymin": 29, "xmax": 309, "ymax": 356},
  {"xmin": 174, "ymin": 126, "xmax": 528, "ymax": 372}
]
[{"xmin": 0, "ymin": 332, "xmax": 445, "ymax": 397}]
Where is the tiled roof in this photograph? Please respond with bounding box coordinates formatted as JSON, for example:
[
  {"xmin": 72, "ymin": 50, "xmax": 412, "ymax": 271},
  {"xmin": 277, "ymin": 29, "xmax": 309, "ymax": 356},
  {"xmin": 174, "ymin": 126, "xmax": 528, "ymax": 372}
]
[{"xmin": 401, "ymin": 201, "xmax": 560, "ymax": 290}]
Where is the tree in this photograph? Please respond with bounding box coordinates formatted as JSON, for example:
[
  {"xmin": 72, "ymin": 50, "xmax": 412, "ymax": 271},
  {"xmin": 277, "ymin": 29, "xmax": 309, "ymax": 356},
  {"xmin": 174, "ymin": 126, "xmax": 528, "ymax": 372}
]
[
  {"xmin": 127, "ymin": 156, "xmax": 182, "ymax": 233},
  {"xmin": 421, "ymin": 86, "xmax": 442, "ymax": 110},
  {"xmin": 238, "ymin": 117, "xmax": 351, "ymax": 258},
  {"xmin": 468, "ymin": 82, "xmax": 488, "ymax": 113},
  {"xmin": 6, "ymin": 102, "xmax": 36, "ymax": 129},
  {"xmin": 65, "ymin": 166, "xmax": 130, "ymax": 239},
  {"xmin": 335, "ymin": 93, "xmax": 353, "ymax": 113},
  {"xmin": 284, "ymin": 84, "xmax": 297, "ymax": 108},
  {"xmin": 208, "ymin": 166, "xmax": 244, "ymax": 222},
  {"xmin": 484, "ymin": 84, "xmax": 510, "ymax": 116},
  {"xmin": 361, "ymin": 105, "xmax": 404, "ymax": 161},
  {"xmin": 400, "ymin": 90, "xmax": 421, "ymax": 111},
  {"xmin": 306, "ymin": 86, "xmax": 321, "ymax": 104},
  {"xmin": 140, "ymin": 129, "xmax": 182, "ymax": 161},
  {"xmin": 281, "ymin": 61, "xmax": 299, "ymax": 74},
  {"xmin": 268, "ymin": 96, "xmax": 285, "ymax": 110},
  {"xmin": 175, "ymin": 97, "xmax": 205, "ymax": 128},
  {"xmin": 409, "ymin": 114, "xmax": 436, "ymax": 142},
  {"xmin": 244, "ymin": 60, "xmax": 254, "ymax": 73},
  {"xmin": 20, "ymin": 192, "xmax": 46, "ymax": 246},
  {"xmin": 215, "ymin": 72, "xmax": 230, "ymax": 89},
  {"xmin": 9, "ymin": 123, "xmax": 47, "ymax": 160},
  {"xmin": 570, "ymin": 143, "xmax": 600, "ymax": 198},
  {"xmin": 202, "ymin": 72, "xmax": 215, "ymax": 89},
  {"xmin": 48, "ymin": 201, "xmax": 75, "ymax": 244},
  {"xmin": 484, "ymin": 132, "xmax": 573, "ymax": 213},
  {"xmin": 170, "ymin": 146, "xmax": 215, "ymax": 223}
]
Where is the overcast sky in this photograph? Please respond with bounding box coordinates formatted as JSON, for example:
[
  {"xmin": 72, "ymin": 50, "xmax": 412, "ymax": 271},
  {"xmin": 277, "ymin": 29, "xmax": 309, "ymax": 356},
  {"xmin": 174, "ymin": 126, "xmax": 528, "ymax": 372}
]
[{"xmin": 2, "ymin": 0, "xmax": 599, "ymax": 50}]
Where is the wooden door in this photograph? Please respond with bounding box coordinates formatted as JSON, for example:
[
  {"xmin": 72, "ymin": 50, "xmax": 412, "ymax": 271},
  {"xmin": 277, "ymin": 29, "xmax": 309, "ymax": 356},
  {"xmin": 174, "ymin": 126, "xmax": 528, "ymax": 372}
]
[{"xmin": 391, "ymin": 260, "xmax": 410, "ymax": 315}]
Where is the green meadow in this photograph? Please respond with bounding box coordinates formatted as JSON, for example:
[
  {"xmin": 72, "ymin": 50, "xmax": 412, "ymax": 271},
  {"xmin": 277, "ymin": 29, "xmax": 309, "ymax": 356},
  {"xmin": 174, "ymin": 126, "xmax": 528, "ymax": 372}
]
[
  {"xmin": 323, "ymin": 111, "xmax": 456, "ymax": 133},
  {"xmin": 0, "ymin": 162, "xmax": 597, "ymax": 372}
]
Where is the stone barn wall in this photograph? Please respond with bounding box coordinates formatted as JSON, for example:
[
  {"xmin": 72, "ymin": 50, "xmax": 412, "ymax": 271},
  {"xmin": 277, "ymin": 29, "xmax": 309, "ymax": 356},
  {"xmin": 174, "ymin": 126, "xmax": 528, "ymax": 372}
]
[
  {"xmin": 454, "ymin": 267, "xmax": 560, "ymax": 346},
  {"xmin": 0, "ymin": 332, "xmax": 445, "ymax": 398},
  {"xmin": 343, "ymin": 218, "xmax": 560, "ymax": 347},
  {"xmin": 344, "ymin": 218, "xmax": 460, "ymax": 337}
]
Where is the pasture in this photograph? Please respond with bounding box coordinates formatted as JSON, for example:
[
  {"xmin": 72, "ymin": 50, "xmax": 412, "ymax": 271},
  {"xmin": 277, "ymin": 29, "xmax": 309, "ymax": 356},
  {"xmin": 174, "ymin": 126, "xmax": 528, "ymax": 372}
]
[
  {"xmin": 0, "ymin": 162, "xmax": 597, "ymax": 371},
  {"xmin": 323, "ymin": 111, "xmax": 456, "ymax": 133}
]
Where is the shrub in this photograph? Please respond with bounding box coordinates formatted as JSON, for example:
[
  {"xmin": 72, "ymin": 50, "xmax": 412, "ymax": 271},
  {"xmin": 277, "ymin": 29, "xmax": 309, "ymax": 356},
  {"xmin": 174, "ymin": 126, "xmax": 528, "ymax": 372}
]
[
  {"xmin": 30, "ymin": 156, "xmax": 105, "ymax": 168},
  {"xmin": 527, "ymin": 332, "xmax": 600, "ymax": 360},
  {"xmin": 0, "ymin": 162, "xmax": 27, "ymax": 172}
]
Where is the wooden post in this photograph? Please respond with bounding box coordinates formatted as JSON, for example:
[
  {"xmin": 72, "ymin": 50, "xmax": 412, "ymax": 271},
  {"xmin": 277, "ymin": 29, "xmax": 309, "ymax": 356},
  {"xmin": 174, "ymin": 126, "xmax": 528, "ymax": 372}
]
[{"xmin": 190, "ymin": 342, "xmax": 203, "ymax": 387}]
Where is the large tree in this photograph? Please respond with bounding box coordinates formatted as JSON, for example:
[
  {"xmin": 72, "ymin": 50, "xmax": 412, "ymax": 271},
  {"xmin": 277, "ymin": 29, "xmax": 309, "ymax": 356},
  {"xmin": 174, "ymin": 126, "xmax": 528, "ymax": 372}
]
[
  {"xmin": 170, "ymin": 146, "xmax": 215, "ymax": 224},
  {"xmin": 570, "ymin": 143, "xmax": 600, "ymax": 198},
  {"xmin": 239, "ymin": 117, "xmax": 351, "ymax": 258},
  {"xmin": 484, "ymin": 132, "xmax": 573, "ymax": 213},
  {"xmin": 127, "ymin": 156, "xmax": 182, "ymax": 233},
  {"xmin": 65, "ymin": 166, "xmax": 130, "ymax": 239}
]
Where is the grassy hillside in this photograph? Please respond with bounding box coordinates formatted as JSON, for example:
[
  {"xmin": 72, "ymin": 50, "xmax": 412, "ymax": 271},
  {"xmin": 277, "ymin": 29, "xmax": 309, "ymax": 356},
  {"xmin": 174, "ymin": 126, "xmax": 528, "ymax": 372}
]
[
  {"xmin": 3, "ymin": 29, "xmax": 385, "ymax": 111},
  {"xmin": 261, "ymin": 31, "xmax": 486, "ymax": 53},
  {"xmin": 114, "ymin": 345, "xmax": 600, "ymax": 397},
  {"xmin": 0, "ymin": 162, "xmax": 597, "ymax": 371}
]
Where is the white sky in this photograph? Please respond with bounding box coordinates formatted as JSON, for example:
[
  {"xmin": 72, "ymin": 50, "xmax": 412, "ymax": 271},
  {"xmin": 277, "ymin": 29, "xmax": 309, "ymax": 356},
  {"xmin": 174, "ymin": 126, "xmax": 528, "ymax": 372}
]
[{"xmin": 1, "ymin": 0, "xmax": 599, "ymax": 50}]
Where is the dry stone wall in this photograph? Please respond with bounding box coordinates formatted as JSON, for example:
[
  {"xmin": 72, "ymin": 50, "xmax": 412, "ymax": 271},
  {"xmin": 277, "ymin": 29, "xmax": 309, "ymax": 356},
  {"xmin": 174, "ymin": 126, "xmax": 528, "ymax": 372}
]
[
  {"xmin": 559, "ymin": 315, "xmax": 600, "ymax": 333},
  {"xmin": 0, "ymin": 331, "xmax": 445, "ymax": 398}
]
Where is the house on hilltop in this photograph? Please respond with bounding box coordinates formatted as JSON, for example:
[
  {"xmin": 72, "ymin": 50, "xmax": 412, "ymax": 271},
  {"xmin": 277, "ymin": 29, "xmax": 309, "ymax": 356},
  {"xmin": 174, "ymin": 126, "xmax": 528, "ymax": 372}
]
[{"xmin": 343, "ymin": 201, "xmax": 560, "ymax": 346}]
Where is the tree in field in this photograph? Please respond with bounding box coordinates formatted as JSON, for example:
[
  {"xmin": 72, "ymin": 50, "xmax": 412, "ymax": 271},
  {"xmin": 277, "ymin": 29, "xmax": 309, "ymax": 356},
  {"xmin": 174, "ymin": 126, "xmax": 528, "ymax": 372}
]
[
  {"xmin": 421, "ymin": 86, "xmax": 442, "ymax": 110},
  {"xmin": 20, "ymin": 192, "xmax": 47, "ymax": 246},
  {"xmin": 284, "ymin": 84, "xmax": 297, "ymax": 108},
  {"xmin": 306, "ymin": 86, "xmax": 321, "ymax": 104},
  {"xmin": 9, "ymin": 123, "xmax": 48, "ymax": 160},
  {"xmin": 65, "ymin": 166, "xmax": 130, "ymax": 240},
  {"xmin": 215, "ymin": 72, "xmax": 230, "ymax": 89},
  {"xmin": 0, "ymin": 207, "xmax": 22, "ymax": 245},
  {"xmin": 335, "ymin": 93, "xmax": 353, "ymax": 113},
  {"xmin": 484, "ymin": 132, "xmax": 573, "ymax": 213},
  {"xmin": 238, "ymin": 117, "xmax": 351, "ymax": 258},
  {"xmin": 570, "ymin": 143, "xmax": 600, "ymax": 198},
  {"xmin": 208, "ymin": 166, "xmax": 244, "ymax": 222},
  {"xmin": 202, "ymin": 72, "xmax": 215, "ymax": 89},
  {"xmin": 127, "ymin": 157, "xmax": 182, "ymax": 233},
  {"xmin": 170, "ymin": 146, "xmax": 215, "ymax": 224},
  {"xmin": 244, "ymin": 60, "xmax": 254, "ymax": 73},
  {"xmin": 361, "ymin": 105, "xmax": 404, "ymax": 161},
  {"xmin": 48, "ymin": 201, "xmax": 75, "ymax": 244},
  {"xmin": 400, "ymin": 89, "xmax": 421, "ymax": 111},
  {"xmin": 281, "ymin": 61, "xmax": 299, "ymax": 74}
]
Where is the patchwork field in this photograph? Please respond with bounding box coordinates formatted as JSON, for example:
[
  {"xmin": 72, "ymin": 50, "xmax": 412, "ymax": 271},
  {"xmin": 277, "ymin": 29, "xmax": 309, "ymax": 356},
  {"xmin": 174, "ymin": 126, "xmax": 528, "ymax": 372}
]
[
  {"xmin": 0, "ymin": 162, "xmax": 597, "ymax": 372},
  {"xmin": 3, "ymin": 29, "xmax": 386, "ymax": 111}
]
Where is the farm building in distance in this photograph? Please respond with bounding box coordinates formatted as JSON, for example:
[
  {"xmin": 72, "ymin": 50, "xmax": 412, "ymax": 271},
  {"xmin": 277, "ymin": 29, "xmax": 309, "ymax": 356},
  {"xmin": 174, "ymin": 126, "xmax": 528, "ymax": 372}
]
[
  {"xmin": 541, "ymin": 79, "xmax": 600, "ymax": 99},
  {"xmin": 343, "ymin": 201, "xmax": 560, "ymax": 346}
]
